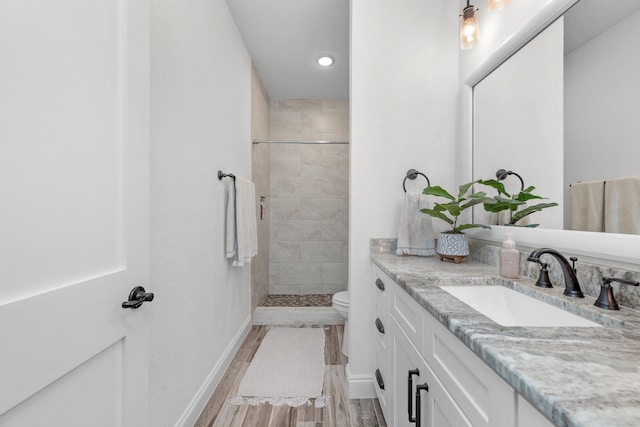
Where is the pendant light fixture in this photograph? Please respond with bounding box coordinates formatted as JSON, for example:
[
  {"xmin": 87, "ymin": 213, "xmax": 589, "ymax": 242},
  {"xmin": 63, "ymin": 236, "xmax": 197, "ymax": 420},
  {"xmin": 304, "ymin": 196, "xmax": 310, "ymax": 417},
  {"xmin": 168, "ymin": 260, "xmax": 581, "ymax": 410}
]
[
  {"xmin": 487, "ymin": 0, "xmax": 510, "ymax": 11},
  {"xmin": 460, "ymin": 0, "xmax": 479, "ymax": 50}
]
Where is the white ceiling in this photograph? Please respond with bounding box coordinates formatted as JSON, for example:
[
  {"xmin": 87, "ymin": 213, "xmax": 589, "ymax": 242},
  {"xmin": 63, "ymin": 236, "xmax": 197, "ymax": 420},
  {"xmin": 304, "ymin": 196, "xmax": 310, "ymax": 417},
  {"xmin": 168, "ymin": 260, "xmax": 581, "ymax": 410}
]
[
  {"xmin": 226, "ymin": 0, "xmax": 640, "ymax": 100},
  {"xmin": 226, "ymin": 0, "xmax": 349, "ymax": 100}
]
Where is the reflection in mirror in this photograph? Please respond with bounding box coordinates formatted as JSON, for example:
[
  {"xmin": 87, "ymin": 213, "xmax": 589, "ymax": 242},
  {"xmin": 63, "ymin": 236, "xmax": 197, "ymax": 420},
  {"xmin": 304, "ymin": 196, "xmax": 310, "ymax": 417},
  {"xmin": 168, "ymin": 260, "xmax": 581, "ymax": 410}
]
[
  {"xmin": 473, "ymin": 18, "xmax": 564, "ymax": 230},
  {"xmin": 473, "ymin": 0, "xmax": 640, "ymax": 234}
]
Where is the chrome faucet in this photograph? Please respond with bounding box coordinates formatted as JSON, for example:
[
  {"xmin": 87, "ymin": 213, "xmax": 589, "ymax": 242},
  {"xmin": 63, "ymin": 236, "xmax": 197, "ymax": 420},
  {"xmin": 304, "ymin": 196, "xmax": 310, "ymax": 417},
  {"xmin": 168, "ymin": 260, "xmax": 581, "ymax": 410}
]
[{"xmin": 527, "ymin": 248, "xmax": 584, "ymax": 298}]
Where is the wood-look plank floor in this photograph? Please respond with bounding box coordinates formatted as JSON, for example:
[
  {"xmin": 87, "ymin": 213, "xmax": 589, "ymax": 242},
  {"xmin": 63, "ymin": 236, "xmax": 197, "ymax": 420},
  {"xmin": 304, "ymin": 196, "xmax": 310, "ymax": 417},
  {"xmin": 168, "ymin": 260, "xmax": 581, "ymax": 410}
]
[{"xmin": 194, "ymin": 325, "xmax": 387, "ymax": 427}]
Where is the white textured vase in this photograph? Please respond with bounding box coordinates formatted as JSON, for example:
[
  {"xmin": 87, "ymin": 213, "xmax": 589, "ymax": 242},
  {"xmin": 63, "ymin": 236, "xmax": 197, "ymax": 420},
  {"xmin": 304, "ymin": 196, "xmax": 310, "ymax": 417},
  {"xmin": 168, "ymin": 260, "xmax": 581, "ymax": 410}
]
[{"xmin": 436, "ymin": 232, "xmax": 470, "ymax": 257}]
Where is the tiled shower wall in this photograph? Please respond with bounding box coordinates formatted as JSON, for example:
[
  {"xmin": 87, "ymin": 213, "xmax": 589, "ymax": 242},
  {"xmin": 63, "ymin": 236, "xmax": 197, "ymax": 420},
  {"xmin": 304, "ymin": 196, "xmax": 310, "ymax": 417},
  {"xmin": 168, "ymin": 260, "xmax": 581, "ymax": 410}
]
[{"xmin": 268, "ymin": 99, "xmax": 349, "ymax": 295}]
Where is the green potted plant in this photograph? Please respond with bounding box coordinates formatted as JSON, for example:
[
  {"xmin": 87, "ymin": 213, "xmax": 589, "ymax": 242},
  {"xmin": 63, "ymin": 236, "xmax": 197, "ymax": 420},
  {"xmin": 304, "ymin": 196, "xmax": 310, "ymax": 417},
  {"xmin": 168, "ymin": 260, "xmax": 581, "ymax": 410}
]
[
  {"xmin": 479, "ymin": 179, "xmax": 558, "ymax": 227},
  {"xmin": 421, "ymin": 181, "xmax": 493, "ymax": 263}
]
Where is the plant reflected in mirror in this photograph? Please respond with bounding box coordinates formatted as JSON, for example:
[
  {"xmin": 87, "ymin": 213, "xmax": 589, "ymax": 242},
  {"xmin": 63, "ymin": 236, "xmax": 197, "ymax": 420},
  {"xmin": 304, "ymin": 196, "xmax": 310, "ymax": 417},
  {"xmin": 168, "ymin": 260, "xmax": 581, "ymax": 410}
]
[{"xmin": 479, "ymin": 179, "xmax": 558, "ymax": 227}]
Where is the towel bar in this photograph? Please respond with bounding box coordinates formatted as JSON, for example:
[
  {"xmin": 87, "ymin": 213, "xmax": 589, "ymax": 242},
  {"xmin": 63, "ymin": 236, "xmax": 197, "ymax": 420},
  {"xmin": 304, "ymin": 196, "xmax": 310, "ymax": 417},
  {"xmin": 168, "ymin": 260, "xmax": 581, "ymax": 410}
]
[
  {"xmin": 403, "ymin": 169, "xmax": 430, "ymax": 192},
  {"xmin": 218, "ymin": 170, "xmax": 235, "ymax": 181}
]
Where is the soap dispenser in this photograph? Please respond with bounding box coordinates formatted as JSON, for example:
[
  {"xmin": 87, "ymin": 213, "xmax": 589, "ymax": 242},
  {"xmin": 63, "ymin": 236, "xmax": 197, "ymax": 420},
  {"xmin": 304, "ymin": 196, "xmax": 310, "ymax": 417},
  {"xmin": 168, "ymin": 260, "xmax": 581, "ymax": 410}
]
[{"xmin": 500, "ymin": 233, "xmax": 520, "ymax": 279}]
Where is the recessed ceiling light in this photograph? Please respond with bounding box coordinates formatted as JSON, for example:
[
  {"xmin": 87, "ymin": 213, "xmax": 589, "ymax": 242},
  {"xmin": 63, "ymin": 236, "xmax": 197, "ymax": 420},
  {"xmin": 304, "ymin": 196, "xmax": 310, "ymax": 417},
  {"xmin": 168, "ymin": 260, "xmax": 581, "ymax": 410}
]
[{"xmin": 317, "ymin": 56, "xmax": 334, "ymax": 67}]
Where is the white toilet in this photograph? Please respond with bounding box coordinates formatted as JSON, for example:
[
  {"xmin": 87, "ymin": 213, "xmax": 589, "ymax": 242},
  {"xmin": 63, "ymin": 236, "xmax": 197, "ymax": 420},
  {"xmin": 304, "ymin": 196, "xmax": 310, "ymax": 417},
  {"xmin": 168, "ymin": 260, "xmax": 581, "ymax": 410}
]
[{"xmin": 332, "ymin": 291, "xmax": 350, "ymax": 357}]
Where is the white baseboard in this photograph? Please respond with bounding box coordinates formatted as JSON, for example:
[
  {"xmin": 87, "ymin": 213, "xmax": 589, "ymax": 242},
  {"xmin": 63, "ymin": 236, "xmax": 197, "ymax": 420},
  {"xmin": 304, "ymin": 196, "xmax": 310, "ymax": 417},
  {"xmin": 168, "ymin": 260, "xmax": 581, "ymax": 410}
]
[
  {"xmin": 346, "ymin": 363, "xmax": 376, "ymax": 399},
  {"xmin": 174, "ymin": 315, "xmax": 252, "ymax": 427}
]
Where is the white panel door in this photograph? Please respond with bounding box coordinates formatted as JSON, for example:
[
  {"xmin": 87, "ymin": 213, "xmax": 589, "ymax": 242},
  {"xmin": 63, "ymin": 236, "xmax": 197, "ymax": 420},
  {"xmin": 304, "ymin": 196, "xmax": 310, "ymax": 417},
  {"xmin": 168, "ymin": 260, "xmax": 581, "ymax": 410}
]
[{"xmin": 0, "ymin": 0, "xmax": 150, "ymax": 426}]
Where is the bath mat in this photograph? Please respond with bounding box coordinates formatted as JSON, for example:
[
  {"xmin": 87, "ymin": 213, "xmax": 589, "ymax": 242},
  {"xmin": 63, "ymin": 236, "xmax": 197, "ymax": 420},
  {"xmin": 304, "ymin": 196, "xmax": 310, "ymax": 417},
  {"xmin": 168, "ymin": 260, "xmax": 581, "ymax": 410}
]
[{"xmin": 229, "ymin": 327, "xmax": 329, "ymax": 407}]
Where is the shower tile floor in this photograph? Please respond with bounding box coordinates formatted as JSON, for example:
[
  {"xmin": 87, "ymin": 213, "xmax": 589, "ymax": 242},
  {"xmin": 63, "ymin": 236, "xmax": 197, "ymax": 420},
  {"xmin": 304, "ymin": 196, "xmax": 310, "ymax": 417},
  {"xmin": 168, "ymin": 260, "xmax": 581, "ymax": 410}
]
[{"xmin": 261, "ymin": 294, "xmax": 333, "ymax": 307}]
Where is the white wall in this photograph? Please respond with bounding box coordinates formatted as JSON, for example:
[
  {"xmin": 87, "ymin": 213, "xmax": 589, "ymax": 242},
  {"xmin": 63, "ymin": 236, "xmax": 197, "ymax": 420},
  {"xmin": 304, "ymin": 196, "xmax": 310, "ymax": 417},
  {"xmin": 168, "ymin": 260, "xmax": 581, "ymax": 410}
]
[
  {"xmin": 349, "ymin": 0, "xmax": 459, "ymax": 396},
  {"xmin": 150, "ymin": 0, "xmax": 252, "ymax": 424},
  {"xmin": 474, "ymin": 18, "xmax": 564, "ymax": 230},
  {"xmin": 564, "ymin": 8, "xmax": 640, "ymax": 224}
]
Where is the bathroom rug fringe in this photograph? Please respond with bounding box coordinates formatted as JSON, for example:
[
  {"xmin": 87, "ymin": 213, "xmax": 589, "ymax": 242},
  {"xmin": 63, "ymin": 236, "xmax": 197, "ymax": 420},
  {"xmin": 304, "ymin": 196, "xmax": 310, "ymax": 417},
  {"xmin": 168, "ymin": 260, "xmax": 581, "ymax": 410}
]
[{"xmin": 228, "ymin": 395, "xmax": 332, "ymax": 408}]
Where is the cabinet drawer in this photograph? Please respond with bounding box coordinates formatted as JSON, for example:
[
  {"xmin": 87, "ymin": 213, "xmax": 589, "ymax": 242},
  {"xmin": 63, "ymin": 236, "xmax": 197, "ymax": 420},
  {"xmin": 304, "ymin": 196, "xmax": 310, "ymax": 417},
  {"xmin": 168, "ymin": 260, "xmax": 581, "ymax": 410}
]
[
  {"xmin": 373, "ymin": 356, "xmax": 392, "ymax": 423},
  {"xmin": 374, "ymin": 296, "xmax": 390, "ymax": 363},
  {"xmin": 422, "ymin": 311, "xmax": 515, "ymax": 427},
  {"xmin": 372, "ymin": 265, "xmax": 391, "ymax": 308},
  {"xmin": 390, "ymin": 282, "xmax": 424, "ymax": 351}
]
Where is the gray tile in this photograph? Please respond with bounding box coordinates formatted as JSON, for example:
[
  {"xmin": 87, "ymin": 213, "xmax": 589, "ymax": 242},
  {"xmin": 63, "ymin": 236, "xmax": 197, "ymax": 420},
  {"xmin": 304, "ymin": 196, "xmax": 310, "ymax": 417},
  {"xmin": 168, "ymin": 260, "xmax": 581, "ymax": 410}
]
[
  {"xmin": 278, "ymin": 263, "xmax": 323, "ymax": 285},
  {"xmin": 321, "ymin": 176, "xmax": 349, "ymax": 198},
  {"xmin": 322, "ymin": 263, "xmax": 348, "ymax": 286},
  {"xmin": 269, "ymin": 263, "xmax": 279, "ymax": 287},
  {"xmin": 322, "ymin": 99, "xmax": 349, "ymax": 113},
  {"xmin": 268, "ymin": 284, "xmax": 300, "ymax": 295},
  {"xmin": 300, "ymin": 241, "xmax": 344, "ymax": 263},
  {"xmin": 300, "ymin": 198, "xmax": 348, "ymax": 221},
  {"xmin": 270, "ymin": 142, "xmax": 300, "ymax": 156},
  {"xmin": 322, "ymin": 219, "xmax": 349, "ymax": 241},
  {"xmin": 270, "ymin": 198, "xmax": 301, "ymax": 220},
  {"xmin": 271, "ymin": 241, "xmax": 300, "ymax": 262},
  {"xmin": 271, "ymin": 220, "xmax": 322, "ymax": 241},
  {"xmin": 270, "ymin": 153, "xmax": 301, "ymax": 177},
  {"xmin": 299, "ymin": 283, "xmax": 344, "ymax": 295},
  {"xmin": 270, "ymin": 177, "xmax": 322, "ymax": 198}
]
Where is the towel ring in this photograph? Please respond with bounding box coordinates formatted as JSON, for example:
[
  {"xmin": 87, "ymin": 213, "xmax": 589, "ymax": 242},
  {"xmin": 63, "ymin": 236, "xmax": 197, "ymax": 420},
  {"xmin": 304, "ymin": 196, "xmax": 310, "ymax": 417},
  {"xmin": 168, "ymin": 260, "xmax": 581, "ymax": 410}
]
[
  {"xmin": 496, "ymin": 169, "xmax": 524, "ymax": 191},
  {"xmin": 403, "ymin": 169, "xmax": 430, "ymax": 193}
]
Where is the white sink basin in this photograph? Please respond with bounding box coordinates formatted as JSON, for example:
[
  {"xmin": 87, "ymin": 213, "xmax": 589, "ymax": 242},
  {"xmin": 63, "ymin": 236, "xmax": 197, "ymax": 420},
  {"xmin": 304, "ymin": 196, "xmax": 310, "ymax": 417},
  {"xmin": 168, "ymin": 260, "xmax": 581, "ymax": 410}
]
[{"xmin": 440, "ymin": 286, "xmax": 601, "ymax": 327}]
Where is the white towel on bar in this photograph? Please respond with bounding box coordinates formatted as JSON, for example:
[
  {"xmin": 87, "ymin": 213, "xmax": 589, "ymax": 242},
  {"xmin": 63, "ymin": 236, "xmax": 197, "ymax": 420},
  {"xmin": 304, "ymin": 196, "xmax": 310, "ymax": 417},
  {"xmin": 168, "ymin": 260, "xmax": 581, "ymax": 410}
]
[
  {"xmin": 225, "ymin": 176, "xmax": 258, "ymax": 266},
  {"xmin": 396, "ymin": 192, "xmax": 436, "ymax": 256},
  {"xmin": 604, "ymin": 175, "xmax": 640, "ymax": 235},
  {"xmin": 570, "ymin": 180, "xmax": 604, "ymax": 232},
  {"xmin": 234, "ymin": 176, "xmax": 259, "ymax": 266},
  {"xmin": 225, "ymin": 178, "xmax": 237, "ymax": 259}
]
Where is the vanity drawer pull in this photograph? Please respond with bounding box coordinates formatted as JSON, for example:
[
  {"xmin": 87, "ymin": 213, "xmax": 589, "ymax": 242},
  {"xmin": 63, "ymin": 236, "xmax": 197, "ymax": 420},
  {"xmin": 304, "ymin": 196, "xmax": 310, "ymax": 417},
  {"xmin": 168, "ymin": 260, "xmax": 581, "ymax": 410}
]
[
  {"xmin": 375, "ymin": 278, "xmax": 385, "ymax": 291},
  {"xmin": 375, "ymin": 369, "xmax": 385, "ymax": 390},
  {"xmin": 415, "ymin": 382, "xmax": 429, "ymax": 425},
  {"xmin": 375, "ymin": 317, "xmax": 385, "ymax": 334}
]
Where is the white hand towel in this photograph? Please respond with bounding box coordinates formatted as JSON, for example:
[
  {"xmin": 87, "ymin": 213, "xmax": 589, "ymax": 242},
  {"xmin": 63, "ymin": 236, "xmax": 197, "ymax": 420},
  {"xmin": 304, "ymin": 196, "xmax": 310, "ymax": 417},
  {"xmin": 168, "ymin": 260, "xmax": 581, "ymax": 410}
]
[
  {"xmin": 396, "ymin": 192, "xmax": 436, "ymax": 256},
  {"xmin": 233, "ymin": 176, "xmax": 259, "ymax": 266},
  {"xmin": 570, "ymin": 180, "xmax": 605, "ymax": 232},
  {"xmin": 225, "ymin": 179, "xmax": 237, "ymax": 259},
  {"xmin": 604, "ymin": 175, "xmax": 640, "ymax": 235}
]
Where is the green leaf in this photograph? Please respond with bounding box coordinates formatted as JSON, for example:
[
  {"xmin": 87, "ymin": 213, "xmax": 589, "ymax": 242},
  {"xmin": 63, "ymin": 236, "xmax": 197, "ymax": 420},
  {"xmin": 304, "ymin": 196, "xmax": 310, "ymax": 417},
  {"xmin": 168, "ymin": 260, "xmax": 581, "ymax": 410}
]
[
  {"xmin": 458, "ymin": 181, "xmax": 476, "ymax": 199},
  {"xmin": 479, "ymin": 179, "xmax": 509, "ymax": 196},
  {"xmin": 493, "ymin": 196, "xmax": 526, "ymax": 205},
  {"xmin": 460, "ymin": 197, "xmax": 493, "ymax": 210},
  {"xmin": 421, "ymin": 208, "xmax": 453, "ymax": 225},
  {"xmin": 468, "ymin": 191, "xmax": 488, "ymax": 199},
  {"xmin": 423, "ymin": 186, "xmax": 455, "ymax": 201},
  {"xmin": 510, "ymin": 202, "xmax": 558, "ymax": 223},
  {"xmin": 439, "ymin": 202, "xmax": 462, "ymax": 217},
  {"xmin": 454, "ymin": 223, "xmax": 491, "ymax": 233},
  {"xmin": 522, "ymin": 185, "xmax": 536, "ymax": 193},
  {"xmin": 515, "ymin": 192, "xmax": 544, "ymax": 202},
  {"xmin": 483, "ymin": 201, "xmax": 510, "ymax": 213}
]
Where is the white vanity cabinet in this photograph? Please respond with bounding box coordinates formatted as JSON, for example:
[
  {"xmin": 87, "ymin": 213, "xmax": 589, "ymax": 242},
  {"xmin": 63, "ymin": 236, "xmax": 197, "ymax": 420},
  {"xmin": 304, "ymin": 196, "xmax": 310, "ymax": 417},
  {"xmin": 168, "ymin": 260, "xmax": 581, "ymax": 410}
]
[
  {"xmin": 372, "ymin": 264, "xmax": 554, "ymax": 427},
  {"xmin": 391, "ymin": 316, "xmax": 472, "ymax": 426},
  {"xmin": 372, "ymin": 265, "xmax": 393, "ymax": 421}
]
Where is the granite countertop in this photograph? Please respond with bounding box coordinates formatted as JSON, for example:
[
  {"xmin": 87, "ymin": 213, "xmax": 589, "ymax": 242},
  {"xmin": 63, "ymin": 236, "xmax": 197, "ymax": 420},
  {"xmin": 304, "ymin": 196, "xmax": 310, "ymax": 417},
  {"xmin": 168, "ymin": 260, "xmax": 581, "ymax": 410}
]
[{"xmin": 370, "ymin": 252, "xmax": 640, "ymax": 427}]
